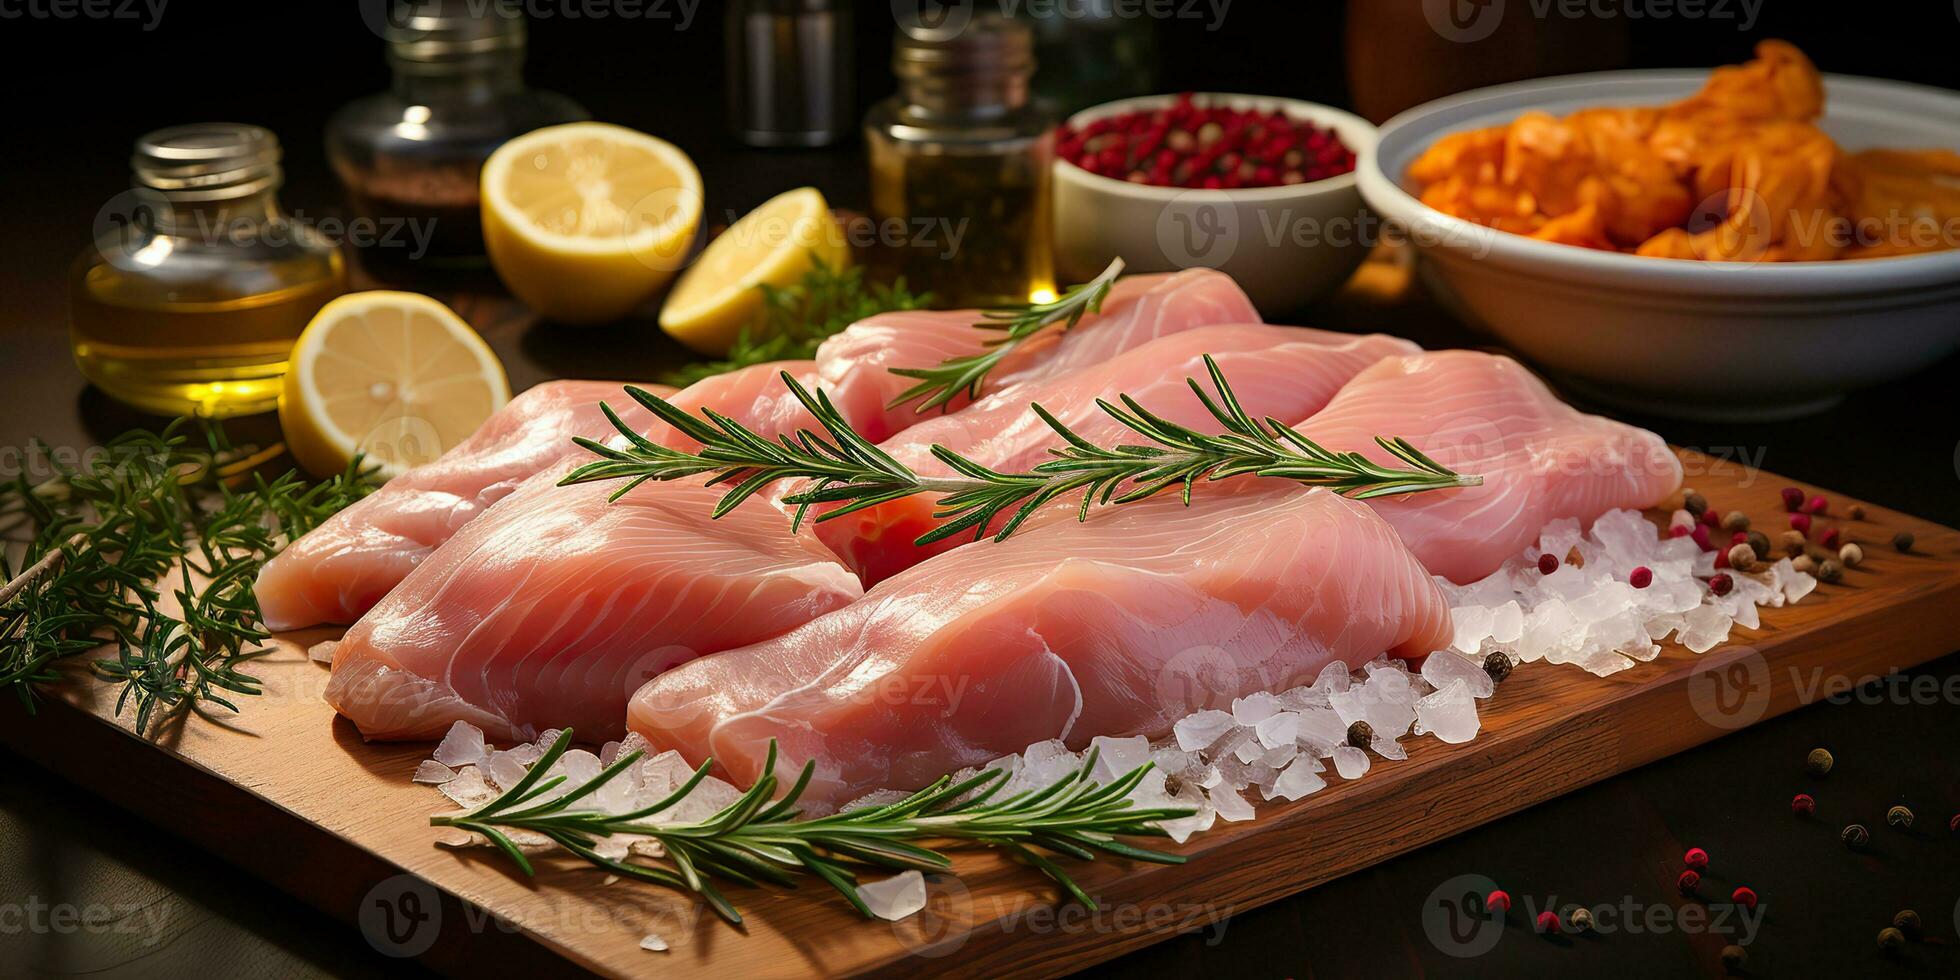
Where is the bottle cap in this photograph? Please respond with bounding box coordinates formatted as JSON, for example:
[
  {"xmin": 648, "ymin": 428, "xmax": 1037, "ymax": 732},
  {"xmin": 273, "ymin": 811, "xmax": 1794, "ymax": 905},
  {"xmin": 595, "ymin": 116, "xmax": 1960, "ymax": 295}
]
[
  {"xmin": 132, "ymin": 123, "xmax": 282, "ymax": 200},
  {"xmin": 385, "ymin": 0, "xmax": 525, "ymax": 63}
]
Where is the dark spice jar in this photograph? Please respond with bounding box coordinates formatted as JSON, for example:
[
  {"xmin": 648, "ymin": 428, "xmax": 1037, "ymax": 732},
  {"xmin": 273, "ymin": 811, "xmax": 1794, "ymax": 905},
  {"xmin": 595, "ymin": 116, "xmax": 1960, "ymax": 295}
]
[
  {"xmin": 326, "ymin": 0, "xmax": 587, "ymax": 276},
  {"xmin": 865, "ymin": 14, "xmax": 1055, "ymax": 308}
]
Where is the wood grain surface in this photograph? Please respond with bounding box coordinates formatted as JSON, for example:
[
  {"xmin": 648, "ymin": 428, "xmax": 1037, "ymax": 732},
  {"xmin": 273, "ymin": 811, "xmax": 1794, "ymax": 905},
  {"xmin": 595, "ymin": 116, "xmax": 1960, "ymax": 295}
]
[{"xmin": 2, "ymin": 451, "xmax": 1956, "ymax": 979}]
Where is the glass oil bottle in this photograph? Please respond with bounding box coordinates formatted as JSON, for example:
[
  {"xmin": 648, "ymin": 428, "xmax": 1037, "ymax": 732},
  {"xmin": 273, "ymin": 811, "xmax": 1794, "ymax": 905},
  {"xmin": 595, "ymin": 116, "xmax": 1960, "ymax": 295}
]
[
  {"xmin": 69, "ymin": 124, "xmax": 347, "ymax": 418},
  {"xmin": 866, "ymin": 14, "xmax": 1055, "ymax": 307}
]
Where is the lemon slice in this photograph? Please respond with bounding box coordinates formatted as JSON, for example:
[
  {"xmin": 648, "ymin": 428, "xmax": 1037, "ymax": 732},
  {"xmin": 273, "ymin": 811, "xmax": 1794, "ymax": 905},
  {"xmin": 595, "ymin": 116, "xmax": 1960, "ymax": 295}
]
[
  {"xmin": 658, "ymin": 186, "xmax": 851, "ymax": 355},
  {"xmin": 482, "ymin": 122, "xmax": 704, "ymax": 325},
  {"xmin": 279, "ymin": 291, "xmax": 510, "ymax": 480}
]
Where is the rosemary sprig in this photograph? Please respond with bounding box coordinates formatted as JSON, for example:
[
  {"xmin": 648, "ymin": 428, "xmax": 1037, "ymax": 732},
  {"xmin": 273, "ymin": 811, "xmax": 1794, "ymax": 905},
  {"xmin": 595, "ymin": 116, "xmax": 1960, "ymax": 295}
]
[
  {"xmin": 432, "ymin": 729, "xmax": 1193, "ymax": 925},
  {"xmin": 1, "ymin": 422, "xmax": 375, "ymax": 731},
  {"xmin": 660, "ymin": 256, "xmax": 931, "ymax": 387},
  {"xmin": 886, "ymin": 257, "xmax": 1126, "ymax": 414},
  {"xmin": 560, "ymin": 356, "xmax": 1481, "ymax": 545}
]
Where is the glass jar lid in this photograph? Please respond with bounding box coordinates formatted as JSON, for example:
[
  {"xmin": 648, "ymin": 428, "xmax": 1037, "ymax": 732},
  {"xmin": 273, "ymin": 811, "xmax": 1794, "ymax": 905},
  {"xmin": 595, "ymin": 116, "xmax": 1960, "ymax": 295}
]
[
  {"xmin": 892, "ymin": 13, "xmax": 1035, "ymax": 116},
  {"xmin": 385, "ymin": 0, "xmax": 525, "ymax": 63},
  {"xmin": 131, "ymin": 123, "xmax": 282, "ymax": 201}
]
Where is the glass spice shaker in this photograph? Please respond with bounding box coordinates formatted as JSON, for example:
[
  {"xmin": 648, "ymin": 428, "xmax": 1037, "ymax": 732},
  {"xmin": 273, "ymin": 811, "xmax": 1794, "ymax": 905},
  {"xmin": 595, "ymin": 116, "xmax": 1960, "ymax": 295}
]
[
  {"xmin": 326, "ymin": 0, "xmax": 586, "ymax": 276},
  {"xmin": 725, "ymin": 0, "xmax": 853, "ymax": 147},
  {"xmin": 866, "ymin": 14, "xmax": 1055, "ymax": 308},
  {"xmin": 69, "ymin": 124, "xmax": 347, "ymax": 418}
]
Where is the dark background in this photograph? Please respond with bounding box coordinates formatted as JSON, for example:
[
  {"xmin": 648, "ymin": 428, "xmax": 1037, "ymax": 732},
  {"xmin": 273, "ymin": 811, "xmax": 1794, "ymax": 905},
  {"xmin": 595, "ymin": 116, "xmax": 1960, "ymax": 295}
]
[{"xmin": 3, "ymin": 2, "xmax": 1959, "ymax": 977}]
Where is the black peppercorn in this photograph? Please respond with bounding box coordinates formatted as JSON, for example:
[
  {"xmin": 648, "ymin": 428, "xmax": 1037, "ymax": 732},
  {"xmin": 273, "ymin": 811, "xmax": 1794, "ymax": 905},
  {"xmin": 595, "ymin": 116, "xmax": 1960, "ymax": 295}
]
[
  {"xmin": 1345, "ymin": 720, "xmax": 1372, "ymax": 749},
  {"xmin": 1567, "ymin": 906, "xmax": 1594, "ymax": 934},
  {"xmin": 1892, "ymin": 531, "xmax": 1914, "ymax": 552},
  {"xmin": 1878, "ymin": 926, "xmax": 1905, "ymax": 953},
  {"xmin": 1841, "ymin": 823, "xmax": 1870, "ymax": 848},
  {"xmin": 1806, "ymin": 747, "xmax": 1833, "ymax": 775},
  {"xmin": 1745, "ymin": 529, "xmax": 1771, "ymax": 560},
  {"xmin": 1684, "ymin": 491, "xmax": 1709, "ymax": 517},
  {"xmin": 1720, "ymin": 944, "xmax": 1747, "ymax": 972},
  {"xmin": 1886, "ymin": 805, "xmax": 1913, "ymax": 829},
  {"xmin": 1482, "ymin": 651, "xmax": 1513, "ymax": 684},
  {"xmin": 1892, "ymin": 909, "xmax": 1921, "ymax": 939},
  {"xmin": 1721, "ymin": 510, "xmax": 1750, "ymax": 532}
]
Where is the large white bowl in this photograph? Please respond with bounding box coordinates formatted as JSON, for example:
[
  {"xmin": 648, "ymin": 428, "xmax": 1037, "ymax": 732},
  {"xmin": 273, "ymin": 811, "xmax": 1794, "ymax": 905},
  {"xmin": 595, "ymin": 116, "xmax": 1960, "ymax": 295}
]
[
  {"xmin": 1358, "ymin": 70, "xmax": 1960, "ymax": 421},
  {"xmin": 1052, "ymin": 94, "xmax": 1378, "ymax": 316}
]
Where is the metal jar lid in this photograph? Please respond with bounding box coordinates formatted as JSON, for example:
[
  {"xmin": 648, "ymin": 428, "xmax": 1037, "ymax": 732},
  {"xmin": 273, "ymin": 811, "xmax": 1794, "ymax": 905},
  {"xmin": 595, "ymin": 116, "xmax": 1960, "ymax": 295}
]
[
  {"xmin": 384, "ymin": 0, "xmax": 526, "ymax": 63},
  {"xmin": 131, "ymin": 123, "xmax": 282, "ymax": 201},
  {"xmin": 893, "ymin": 14, "xmax": 1035, "ymax": 115}
]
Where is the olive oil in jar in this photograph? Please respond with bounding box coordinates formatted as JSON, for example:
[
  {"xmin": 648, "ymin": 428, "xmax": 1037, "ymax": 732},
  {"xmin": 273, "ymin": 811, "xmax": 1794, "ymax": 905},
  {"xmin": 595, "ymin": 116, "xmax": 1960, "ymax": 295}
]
[
  {"xmin": 70, "ymin": 124, "xmax": 346, "ymax": 417},
  {"xmin": 866, "ymin": 14, "xmax": 1054, "ymax": 307}
]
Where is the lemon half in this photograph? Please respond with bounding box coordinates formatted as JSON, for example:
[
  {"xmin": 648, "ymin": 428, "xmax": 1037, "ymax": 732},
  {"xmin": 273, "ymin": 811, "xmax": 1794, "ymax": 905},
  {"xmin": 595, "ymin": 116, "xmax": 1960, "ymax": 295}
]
[
  {"xmin": 280, "ymin": 291, "xmax": 510, "ymax": 479},
  {"xmin": 482, "ymin": 122, "xmax": 703, "ymax": 324},
  {"xmin": 658, "ymin": 186, "xmax": 850, "ymax": 355}
]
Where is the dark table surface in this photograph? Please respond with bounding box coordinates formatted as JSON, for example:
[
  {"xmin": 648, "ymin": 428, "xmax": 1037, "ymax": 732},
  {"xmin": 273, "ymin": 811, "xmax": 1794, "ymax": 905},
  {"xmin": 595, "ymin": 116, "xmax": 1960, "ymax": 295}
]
[{"xmin": 4, "ymin": 5, "xmax": 1960, "ymax": 979}]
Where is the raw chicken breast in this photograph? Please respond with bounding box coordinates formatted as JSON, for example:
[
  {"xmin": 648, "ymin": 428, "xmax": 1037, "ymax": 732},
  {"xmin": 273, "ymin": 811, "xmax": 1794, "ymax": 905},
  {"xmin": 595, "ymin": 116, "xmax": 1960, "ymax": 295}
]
[
  {"xmin": 256, "ymin": 380, "xmax": 674, "ymax": 631},
  {"xmin": 814, "ymin": 269, "xmax": 1257, "ymax": 442},
  {"xmin": 1296, "ymin": 351, "xmax": 1683, "ymax": 582},
  {"xmin": 815, "ymin": 323, "xmax": 1418, "ymax": 584},
  {"xmin": 324, "ymin": 475, "xmax": 863, "ymax": 743},
  {"xmin": 658, "ymin": 359, "xmax": 883, "ymax": 454},
  {"xmin": 628, "ymin": 484, "xmax": 1452, "ymax": 808}
]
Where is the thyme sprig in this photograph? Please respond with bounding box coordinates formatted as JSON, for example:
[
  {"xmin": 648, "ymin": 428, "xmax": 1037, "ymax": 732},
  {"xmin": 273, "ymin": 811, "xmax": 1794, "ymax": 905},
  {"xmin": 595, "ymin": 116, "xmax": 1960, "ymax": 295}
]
[
  {"xmin": 1, "ymin": 422, "xmax": 375, "ymax": 731},
  {"xmin": 431, "ymin": 729, "xmax": 1193, "ymax": 925},
  {"xmin": 559, "ymin": 356, "xmax": 1481, "ymax": 546},
  {"xmin": 886, "ymin": 257, "xmax": 1126, "ymax": 414}
]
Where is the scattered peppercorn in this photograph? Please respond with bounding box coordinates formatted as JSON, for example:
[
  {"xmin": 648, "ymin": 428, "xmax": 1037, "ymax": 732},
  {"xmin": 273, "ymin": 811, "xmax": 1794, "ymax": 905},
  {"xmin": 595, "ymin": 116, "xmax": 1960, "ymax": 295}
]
[
  {"xmin": 1790, "ymin": 512, "xmax": 1813, "ymax": 534},
  {"xmin": 1714, "ymin": 547, "xmax": 1731, "ymax": 570},
  {"xmin": 1730, "ymin": 886, "xmax": 1757, "ymax": 910},
  {"xmin": 1745, "ymin": 529, "xmax": 1771, "ymax": 560},
  {"xmin": 1793, "ymin": 554, "xmax": 1817, "ymax": 575},
  {"xmin": 1692, "ymin": 525, "xmax": 1715, "ymax": 552},
  {"xmin": 1892, "ymin": 531, "xmax": 1914, "ymax": 553},
  {"xmin": 1684, "ymin": 490, "xmax": 1709, "ymax": 517},
  {"xmin": 1483, "ymin": 651, "xmax": 1513, "ymax": 684},
  {"xmin": 1848, "ymin": 503, "xmax": 1866, "ymax": 520},
  {"xmin": 1791, "ymin": 792, "xmax": 1815, "ymax": 817},
  {"xmin": 1727, "ymin": 543, "xmax": 1757, "ymax": 572},
  {"xmin": 1567, "ymin": 907, "xmax": 1594, "ymax": 934},
  {"xmin": 1720, "ymin": 944, "xmax": 1747, "ymax": 972},
  {"xmin": 1892, "ymin": 909, "xmax": 1921, "ymax": 939},
  {"xmin": 1806, "ymin": 747, "xmax": 1834, "ymax": 775},
  {"xmin": 1537, "ymin": 552, "xmax": 1560, "ymax": 575},
  {"xmin": 1486, "ymin": 889, "xmax": 1511, "ymax": 915},
  {"xmin": 1820, "ymin": 526, "xmax": 1842, "ymax": 549},
  {"xmin": 1709, "ymin": 573, "xmax": 1734, "ymax": 597},
  {"xmin": 1677, "ymin": 869, "xmax": 1701, "ymax": 895},
  {"xmin": 1345, "ymin": 720, "xmax": 1372, "ymax": 749},
  {"xmin": 1780, "ymin": 529, "xmax": 1807, "ymax": 556},
  {"xmin": 1804, "ymin": 494, "xmax": 1829, "ymax": 515},
  {"xmin": 1670, "ymin": 524, "xmax": 1691, "ymax": 539},
  {"xmin": 1685, "ymin": 847, "xmax": 1709, "ymax": 870},
  {"xmin": 1629, "ymin": 566, "xmax": 1653, "ymax": 589},
  {"xmin": 1721, "ymin": 510, "xmax": 1750, "ymax": 532},
  {"xmin": 1842, "ymin": 823, "xmax": 1870, "ymax": 848},
  {"xmin": 1887, "ymin": 805, "xmax": 1913, "ymax": 829},
  {"xmin": 1951, "ymin": 812, "xmax": 1959, "ymax": 834},
  {"xmin": 1780, "ymin": 486, "xmax": 1804, "ymax": 512},
  {"xmin": 1055, "ymin": 94, "xmax": 1357, "ymax": 187},
  {"xmin": 1700, "ymin": 507, "xmax": 1722, "ymax": 529},
  {"xmin": 1816, "ymin": 559, "xmax": 1844, "ymax": 584},
  {"xmin": 1730, "ymin": 530, "xmax": 1749, "ymax": 546},
  {"xmin": 1839, "ymin": 543, "xmax": 1864, "ymax": 568},
  {"xmin": 1805, "ymin": 543, "xmax": 1837, "ymax": 564},
  {"xmin": 1535, "ymin": 910, "xmax": 1561, "ymax": 934},
  {"xmin": 1878, "ymin": 926, "xmax": 1905, "ymax": 953}
]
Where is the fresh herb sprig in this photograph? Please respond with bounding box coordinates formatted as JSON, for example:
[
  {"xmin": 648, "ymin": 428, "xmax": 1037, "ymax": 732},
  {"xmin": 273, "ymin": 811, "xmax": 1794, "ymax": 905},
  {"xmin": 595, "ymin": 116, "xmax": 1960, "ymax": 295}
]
[
  {"xmin": 887, "ymin": 257, "xmax": 1126, "ymax": 414},
  {"xmin": 560, "ymin": 357, "xmax": 1481, "ymax": 545},
  {"xmin": 432, "ymin": 729, "xmax": 1193, "ymax": 925},
  {"xmin": 661, "ymin": 257, "xmax": 931, "ymax": 387},
  {"xmin": 1, "ymin": 422, "xmax": 374, "ymax": 731}
]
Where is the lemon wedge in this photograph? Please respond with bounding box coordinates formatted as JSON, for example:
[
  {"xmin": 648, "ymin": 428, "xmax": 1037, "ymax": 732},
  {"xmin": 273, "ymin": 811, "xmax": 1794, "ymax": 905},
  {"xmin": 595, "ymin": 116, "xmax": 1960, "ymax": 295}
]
[
  {"xmin": 658, "ymin": 186, "xmax": 850, "ymax": 355},
  {"xmin": 482, "ymin": 122, "xmax": 703, "ymax": 324},
  {"xmin": 279, "ymin": 291, "xmax": 510, "ymax": 480}
]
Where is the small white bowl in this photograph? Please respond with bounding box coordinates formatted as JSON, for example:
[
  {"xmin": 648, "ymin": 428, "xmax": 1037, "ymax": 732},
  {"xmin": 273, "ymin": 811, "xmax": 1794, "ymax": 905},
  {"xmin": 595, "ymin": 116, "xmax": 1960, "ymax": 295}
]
[
  {"xmin": 1052, "ymin": 93, "xmax": 1379, "ymax": 316},
  {"xmin": 1359, "ymin": 70, "xmax": 1960, "ymax": 421}
]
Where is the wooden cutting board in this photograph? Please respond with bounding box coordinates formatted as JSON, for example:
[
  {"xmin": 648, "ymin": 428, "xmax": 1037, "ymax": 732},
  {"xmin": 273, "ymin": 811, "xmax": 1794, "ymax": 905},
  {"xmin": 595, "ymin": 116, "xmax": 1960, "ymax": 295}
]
[{"xmin": 3, "ymin": 450, "xmax": 1957, "ymax": 979}]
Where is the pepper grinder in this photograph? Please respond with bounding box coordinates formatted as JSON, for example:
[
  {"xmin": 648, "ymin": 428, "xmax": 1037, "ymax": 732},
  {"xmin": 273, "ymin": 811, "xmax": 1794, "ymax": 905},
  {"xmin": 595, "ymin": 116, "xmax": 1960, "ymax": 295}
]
[{"xmin": 726, "ymin": 0, "xmax": 854, "ymax": 147}]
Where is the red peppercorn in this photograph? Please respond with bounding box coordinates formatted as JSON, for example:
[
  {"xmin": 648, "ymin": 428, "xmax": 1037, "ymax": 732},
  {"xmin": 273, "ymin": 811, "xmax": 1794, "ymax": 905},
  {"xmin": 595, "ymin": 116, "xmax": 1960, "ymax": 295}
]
[
  {"xmin": 1692, "ymin": 526, "xmax": 1714, "ymax": 552},
  {"xmin": 1804, "ymin": 494, "xmax": 1828, "ymax": 515},
  {"xmin": 1670, "ymin": 525, "xmax": 1691, "ymax": 539},
  {"xmin": 1781, "ymin": 487, "xmax": 1805, "ymax": 511},
  {"xmin": 1685, "ymin": 847, "xmax": 1709, "ymax": 870},
  {"xmin": 1820, "ymin": 526, "xmax": 1841, "ymax": 549},
  {"xmin": 1791, "ymin": 793, "xmax": 1816, "ymax": 816},
  {"xmin": 1949, "ymin": 812, "xmax": 1959, "ymax": 834},
  {"xmin": 1714, "ymin": 548, "xmax": 1731, "ymax": 569},
  {"xmin": 1486, "ymin": 889, "xmax": 1511, "ymax": 914},
  {"xmin": 1731, "ymin": 886, "xmax": 1757, "ymax": 909},
  {"xmin": 1629, "ymin": 566, "xmax": 1653, "ymax": 589},
  {"xmin": 1789, "ymin": 513, "xmax": 1812, "ymax": 534},
  {"xmin": 1709, "ymin": 574, "xmax": 1734, "ymax": 597},
  {"xmin": 1538, "ymin": 553, "xmax": 1560, "ymax": 575},
  {"xmin": 1699, "ymin": 507, "xmax": 1722, "ymax": 528},
  {"xmin": 1536, "ymin": 910, "xmax": 1561, "ymax": 934},
  {"xmin": 1731, "ymin": 531, "xmax": 1749, "ymax": 545},
  {"xmin": 1678, "ymin": 869, "xmax": 1701, "ymax": 895}
]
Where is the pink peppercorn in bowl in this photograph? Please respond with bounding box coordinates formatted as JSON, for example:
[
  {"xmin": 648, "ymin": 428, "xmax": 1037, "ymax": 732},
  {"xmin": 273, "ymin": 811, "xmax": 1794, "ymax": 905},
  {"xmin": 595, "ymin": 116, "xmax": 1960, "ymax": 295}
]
[{"xmin": 1051, "ymin": 93, "xmax": 1379, "ymax": 317}]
